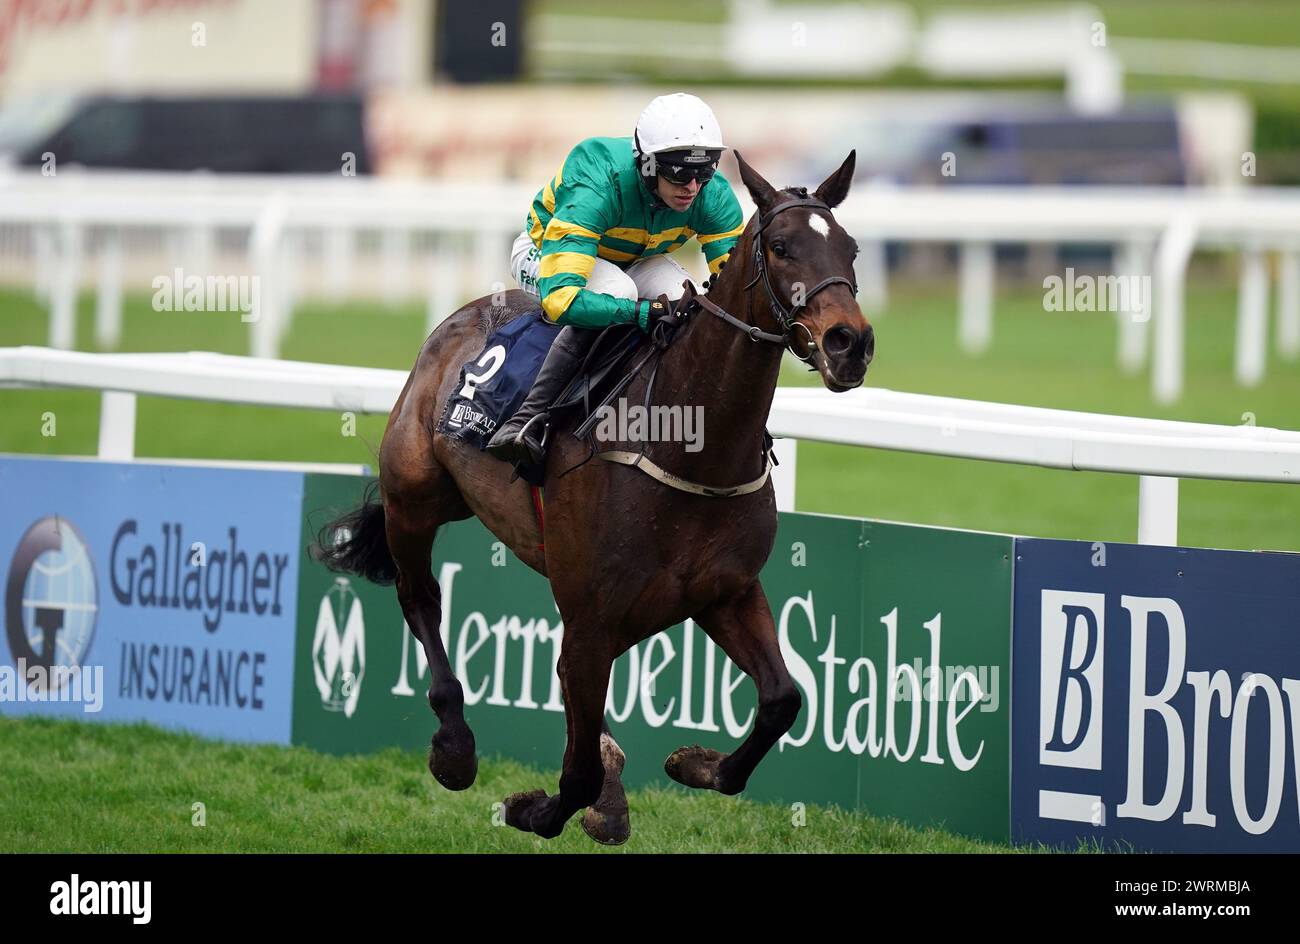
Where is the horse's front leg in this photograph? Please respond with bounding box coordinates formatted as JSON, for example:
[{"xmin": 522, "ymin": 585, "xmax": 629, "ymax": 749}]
[
  {"xmin": 666, "ymin": 581, "xmax": 800, "ymax": 795},
  {"xmin": 502, "ymin": 627, "xmax": 612, "ymax": 839}
]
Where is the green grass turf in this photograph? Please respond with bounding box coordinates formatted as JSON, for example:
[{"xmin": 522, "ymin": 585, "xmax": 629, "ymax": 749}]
[
  {"xmin": 0, "ymin": 716, "xmax": 1028, "ymax": 853},
  {"xmin": 2, "ymin": 278, "xmax": 1297, "ymax": 553}
]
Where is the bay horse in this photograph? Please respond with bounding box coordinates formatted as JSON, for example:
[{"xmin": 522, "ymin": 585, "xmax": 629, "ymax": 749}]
[{"xmin": 315, "ymin": 151, "xmax": 874, "ymax": 844}]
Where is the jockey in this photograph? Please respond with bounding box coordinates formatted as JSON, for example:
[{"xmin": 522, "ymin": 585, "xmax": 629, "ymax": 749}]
[{"xmin": 485, "ymin": 92, "xmax": 745, "ymax": 466}]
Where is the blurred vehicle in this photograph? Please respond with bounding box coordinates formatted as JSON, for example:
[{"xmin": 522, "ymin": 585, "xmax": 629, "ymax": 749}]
[
  {"xmin": 0, "ymin": 94, "xmax": 371, "ymax": 174},
  {"xmin": 841, "ymin": 104, "xmax": 1187, "ymax": 187},
  {"xmin": 810, "ymin": 102, "xmax": 1188, "ymax": 275}
]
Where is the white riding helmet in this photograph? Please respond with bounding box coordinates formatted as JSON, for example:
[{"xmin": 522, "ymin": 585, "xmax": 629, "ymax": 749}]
[
  {"xmin": 634, "ymin": 92, "xmax": 726, "ymax": 156},
  {"xmin": 633, "ymin": 93, "xmax": 726, "ymax": 196}
]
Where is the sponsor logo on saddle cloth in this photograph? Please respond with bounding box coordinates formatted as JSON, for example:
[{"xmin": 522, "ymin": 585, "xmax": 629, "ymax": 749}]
[
  {"xmin": 447, "ymin": 403, "xmax": 495, "ymax": 433},
  {"xmin": 438, "ymin": 310, "xmax": 562, "ymax": 448}
]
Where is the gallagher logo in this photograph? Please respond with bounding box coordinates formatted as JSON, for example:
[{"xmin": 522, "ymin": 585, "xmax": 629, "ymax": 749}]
[{"xmin": 5, "ymin": 516, "xmax": 98, "ymax": 692}]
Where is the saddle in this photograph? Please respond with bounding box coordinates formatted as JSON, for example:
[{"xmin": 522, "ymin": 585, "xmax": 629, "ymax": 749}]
[
  {"xmin": 553, "ymin": 323, "xmax": 654, "ymax": 419},
  {"xmin": 436, "ymin": 309, "xmax": 667, "ymax": 484},
  {"xmin": 547, "ymin": 302, "xmax": 778, "ymax": 495},
  {"xmin": 439, "ymin": 297, "xmax": 775, "ymax": 491}
]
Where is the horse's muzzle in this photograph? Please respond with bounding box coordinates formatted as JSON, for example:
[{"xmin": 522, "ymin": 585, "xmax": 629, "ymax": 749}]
[{"xmin": 818, "ymin": 322, "xmax": 874, "ymax": 389}]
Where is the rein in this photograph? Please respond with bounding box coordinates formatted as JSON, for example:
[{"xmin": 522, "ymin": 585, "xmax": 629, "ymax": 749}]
[{"xmin": 590, "ymin": 192, "xmax": 856, "ymax": 498}]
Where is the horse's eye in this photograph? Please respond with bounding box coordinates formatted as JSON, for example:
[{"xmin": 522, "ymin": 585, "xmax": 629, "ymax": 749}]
[{"xmin": 772, "ymin": 243, "xmax": 788, "ymax": 259}]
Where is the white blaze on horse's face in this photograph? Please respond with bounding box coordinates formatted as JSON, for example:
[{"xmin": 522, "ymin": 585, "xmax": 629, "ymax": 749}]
[{"xmin": 808, "ymin": 213, "xmax": 830, "ymax": 239}]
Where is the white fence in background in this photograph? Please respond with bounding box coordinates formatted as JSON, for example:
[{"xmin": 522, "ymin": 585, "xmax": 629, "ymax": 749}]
[
  {"xmin": 535, "ymin": 3, "xmax": 1300, "ymax": 105},
  {"xmin": 2, "ymin": 170, "xmax": 1299, "ymax": 404},
  {"xmin": 3, "ymin": 346, "xmax": 1298, "ymax": 548},
  {"xmin": 535, "ymin": 2, "xmax": 1122, "ymax": 105}
]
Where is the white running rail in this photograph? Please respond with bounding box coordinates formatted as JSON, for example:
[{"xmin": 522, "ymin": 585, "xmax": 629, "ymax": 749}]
[{"xmin": 4, "ymin": 346, "xmax": 1299, "ymax": 547}]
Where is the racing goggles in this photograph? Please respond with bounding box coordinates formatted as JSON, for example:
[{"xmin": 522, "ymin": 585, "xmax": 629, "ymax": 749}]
[{"xmin": 655, "ymin": 149, "xmax": 721, "ymax": 185}]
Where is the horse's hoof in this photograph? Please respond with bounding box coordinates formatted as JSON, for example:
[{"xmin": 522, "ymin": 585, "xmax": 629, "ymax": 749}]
[
  {"xmin": 664, "ymin": 744, "xmax": 727, "ymax": 791},
  {"xmin": 581, "ymin": 730, "xmax": 631, "ymax": 844},
  {"xmin": 502, "ymin": 789, "xmax": 549, "ymax": 832},
  {"xmin": 582, "ymin": 806, "xmax": 631, "ymax": 846},
  {"xmin": 429, "ymin": 725, "xmax": 478, "ymax": 791}
]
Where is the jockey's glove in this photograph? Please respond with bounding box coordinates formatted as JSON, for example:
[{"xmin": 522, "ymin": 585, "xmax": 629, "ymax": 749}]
[
  {"xmin": 703, "ymin": 258, "xmax": 725, "ymax": 291},
  {"xmin": 644, "ymin": 294, "xmax": 686, "ymax": 349},
  {"xmin": 636, "ymin": 296, "xmax": 670, "ymax": 332}
]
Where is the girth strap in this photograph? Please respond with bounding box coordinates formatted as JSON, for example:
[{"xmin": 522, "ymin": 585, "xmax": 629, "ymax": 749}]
[{"xmin": 595, "ymin": 449, "xmax": 772, "ymax": 499}]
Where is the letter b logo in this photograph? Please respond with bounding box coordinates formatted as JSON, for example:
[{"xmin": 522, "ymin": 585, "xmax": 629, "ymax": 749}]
[{"xmin": 1040, "ymin": 590, "xmax": 1105, "ymax": 770}]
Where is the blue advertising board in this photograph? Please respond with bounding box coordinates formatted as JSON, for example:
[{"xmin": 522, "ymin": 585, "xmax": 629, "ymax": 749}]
[
  {"xmin": 1012, "ymin": 537, "xmax": 1300, "ymax": 852},
  {"xmin": 0, "ymin": 457, "xmax": 302, "ymax": 744}
]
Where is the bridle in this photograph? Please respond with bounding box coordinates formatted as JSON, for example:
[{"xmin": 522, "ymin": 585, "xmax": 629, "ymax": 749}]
[
  {"xmin": 689, "ymin": 189, "xmax": 858, "ymax": 362},
  {"xmin": 581, "ymin": 191, "xmax": 862, "ymax": 498}
]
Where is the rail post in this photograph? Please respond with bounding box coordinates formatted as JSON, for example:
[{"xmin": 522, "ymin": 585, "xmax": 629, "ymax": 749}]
[
  {"xmin": 958, "ymin": 240, "xmax": 994, "ymax": 355},
  {"xmin": 1235, "ymin": 245, "xmax": 1269, "ymax": 387},
  {"xmin": 1137, "ymin": 474, "xmax": 1178, "ymax": 546},
  {"xmin": 1152, "ymin": 213, "xmax": 1197, "ymax": 405},
  {"xmin": 98, "ymin": 391, "xmax": 137, "ymax": 461}
]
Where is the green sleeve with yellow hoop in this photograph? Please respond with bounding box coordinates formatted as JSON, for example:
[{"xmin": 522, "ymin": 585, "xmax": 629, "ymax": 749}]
[{"xmin": 526, "ymin": 136, "xmax": 744, "ymax": 331}]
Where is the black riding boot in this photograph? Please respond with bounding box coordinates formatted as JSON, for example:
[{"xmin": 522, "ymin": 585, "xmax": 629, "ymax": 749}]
[{"xmin": 485, "ymin": 326, "xmax": 598, "ymax": 466}]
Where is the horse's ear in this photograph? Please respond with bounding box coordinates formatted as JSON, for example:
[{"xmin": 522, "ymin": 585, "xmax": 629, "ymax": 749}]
[
  {"xmin": 733, "ymin": 150, "xmax": 779, "ymax": 214},
  {"xmin": 813, "ymin": 150, "xmax": 856, "ymax": 209}
]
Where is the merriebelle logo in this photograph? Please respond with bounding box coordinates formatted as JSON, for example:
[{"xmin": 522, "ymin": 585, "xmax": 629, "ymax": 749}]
[
  {"xmin": 313, "ymin": 577, "xmax": 365, "ymax": 717},
  {"xmin": 1039, "ymin": 589, "xmax": 1300, "ymax": 835},
  {"xmin": 49, "ymin": 874, "xmax": 151, "ymax": 924}
]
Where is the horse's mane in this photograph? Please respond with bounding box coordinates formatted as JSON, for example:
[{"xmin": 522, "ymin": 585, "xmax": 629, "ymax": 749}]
[{"xmin": 473, "ymin": 292, "xmax": 539, "ymax": 338}]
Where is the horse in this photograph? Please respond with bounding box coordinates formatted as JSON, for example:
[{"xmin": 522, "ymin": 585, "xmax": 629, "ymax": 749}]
[{"xmin": 314, "ymin": 150, "xmax": 874, "ymax": 844}]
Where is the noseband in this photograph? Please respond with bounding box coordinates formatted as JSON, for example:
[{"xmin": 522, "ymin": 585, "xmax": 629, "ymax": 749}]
[{"xmin": 690, "ymin": 191, "xmax": 858, "ymax": 360}]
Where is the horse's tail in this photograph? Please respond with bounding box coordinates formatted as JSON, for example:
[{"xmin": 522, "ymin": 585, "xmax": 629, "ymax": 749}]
[{"xmin": 310, "ymin": 480, "xmax": 398, "ymax": 586}]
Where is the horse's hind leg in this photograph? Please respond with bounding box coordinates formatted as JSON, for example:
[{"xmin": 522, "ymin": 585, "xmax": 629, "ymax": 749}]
[
  {"xmin": 665, "ymin": 582, "xmax": 800, "ymax": 795},
  {"xmin": 384, "ymin": 467, "xmax": 477, "ymax": 791},
  {"xmin": 581, "ymin": 720, "xmax": 631, "ymax": 845}
]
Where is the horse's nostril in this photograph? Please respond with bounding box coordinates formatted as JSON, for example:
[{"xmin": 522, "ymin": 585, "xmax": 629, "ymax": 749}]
[
  {"xmin": 863, "ymin": 323, "xmax": 875, "ymax": 360},
  {"xmin": 823, "ymin": 326, "xmax": 856, "ymax": 357}
]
